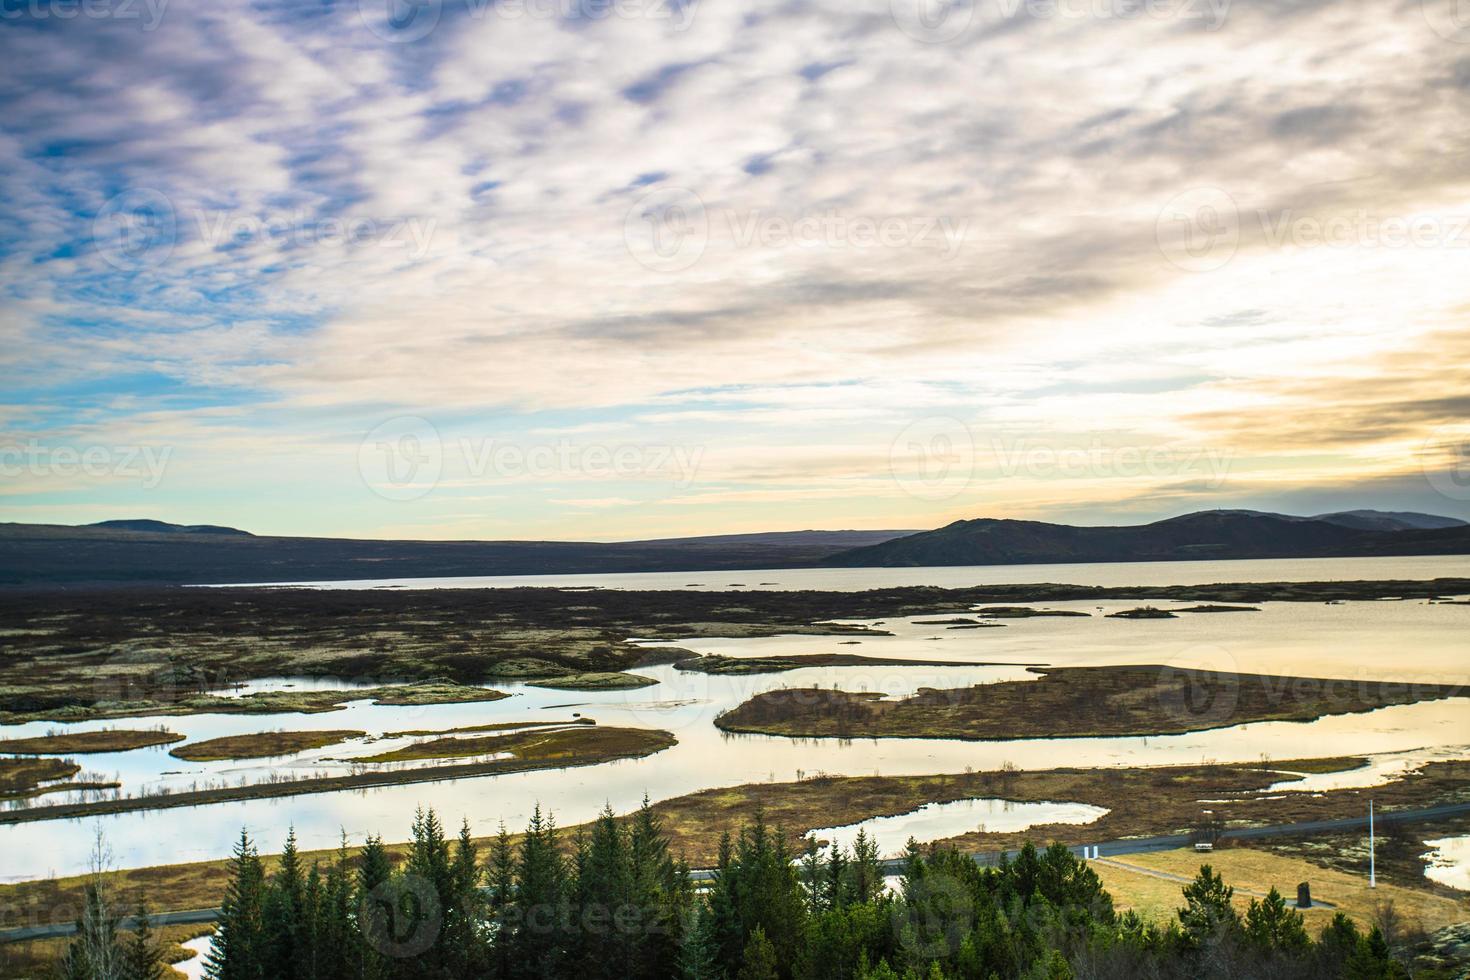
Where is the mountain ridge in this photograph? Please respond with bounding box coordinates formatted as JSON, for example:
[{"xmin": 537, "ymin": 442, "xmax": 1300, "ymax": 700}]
[
  {"xmin": 1, "ymin": 509, "xmax": 1465, "ymax": 586},
  {"xmin": 822, "ymin": 510, "xmax": 1470, "ymax": 567}
]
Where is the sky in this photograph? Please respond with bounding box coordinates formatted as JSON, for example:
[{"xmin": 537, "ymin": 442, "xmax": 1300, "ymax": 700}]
[{"xmin": 2, "ymin": 0, "xmax": 1469, "ymax": 541}]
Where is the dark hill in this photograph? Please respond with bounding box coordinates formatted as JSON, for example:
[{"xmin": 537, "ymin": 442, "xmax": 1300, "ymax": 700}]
[
  {"xmin": 88, "ymin": 519, "xmax": 254, "ymax": 536},
  {"xmin": 822, "ymin": 511, "xmax": 1470, "ymax": 567},
  {"xmin": 0, "ymin": 524, "xmax": 915, "ymax": 586},
  {"xmin": 1310, "ymin": 510, "xmax": 1467, "ymax": 532}
]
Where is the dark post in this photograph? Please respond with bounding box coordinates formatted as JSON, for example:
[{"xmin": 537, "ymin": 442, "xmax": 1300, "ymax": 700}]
[{"xmin": 1296, "ymin": 881, "xmax": 1312, "ymax": 909}]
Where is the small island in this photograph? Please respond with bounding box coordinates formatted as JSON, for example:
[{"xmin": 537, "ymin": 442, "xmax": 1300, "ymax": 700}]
[
  {"xmin": 1106, "ymin": 607, "xmax": 1178, "ymax": 619},
  {"xmin": 525, "ymin": 672, "xmax": 658, "ymax": 691},
  {"xmin": 170, "ymin": 729, "xmax": 366, "ymax": 762},
  {"xmin": 714, "ymin": 665, "xmax": 1466, "ymax": 740},
  {"xmin": 673, "ymin": 653, "xmax": 1039, "ymax": 675},
  {"xmin": 1176, "ymin": 604, "xmax": 1262, "ymax": 613},
  {"xmin": 354, "ymin": 724, "xmax": 665, "ymax": 764},
  {"xmin": 973, "ymin": 606, "xmax": 1092, "ymax": 618},
  {"xmin": 0, "ymin": 729, "xmax": 184, "ymax": 755}
]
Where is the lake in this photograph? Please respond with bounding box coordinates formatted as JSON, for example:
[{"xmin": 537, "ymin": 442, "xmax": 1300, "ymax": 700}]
[
  {"xmin": 222, "ymin": 554, "xmax": 1470, "ymax": 592},
  {"xmin": 4, "ymin": 555, "xmax": 1468, "ymax": 882}
]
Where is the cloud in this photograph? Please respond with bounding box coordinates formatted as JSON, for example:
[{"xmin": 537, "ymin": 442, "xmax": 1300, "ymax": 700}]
[{"xmin": 4, "ymin": 0, "xmax": 1470, "ymax": 535}]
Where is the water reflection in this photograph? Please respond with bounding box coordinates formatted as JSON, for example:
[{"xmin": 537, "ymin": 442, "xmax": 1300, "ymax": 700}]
[
  {"xmin": 3, "ymin": 595, "xmax": 1469, "ymax": 882},
  {"xmin": 225, "ymin": 554, "xmax": 1470, "ymax": 592},
  {"xmin": 1423, "ymin": 837, "xmax": 1470, "ymax": 891},
  {"xmin": 809, "ymin": 798, "xmax": 1109, "ymax": 858}
]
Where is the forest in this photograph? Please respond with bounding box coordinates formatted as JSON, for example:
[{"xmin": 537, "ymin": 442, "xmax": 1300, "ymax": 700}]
[{"xmin": 50, "ymin": 801, "xmax": 1416, "ymax": 980}]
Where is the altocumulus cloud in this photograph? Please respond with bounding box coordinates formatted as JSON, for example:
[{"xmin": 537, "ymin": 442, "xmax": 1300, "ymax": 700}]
[{"xmin": 2, "ymin": 0, "xmax": 1470, "ymax": 534}]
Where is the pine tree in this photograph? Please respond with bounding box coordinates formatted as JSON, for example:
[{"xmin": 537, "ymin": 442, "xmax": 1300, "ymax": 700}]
[
  {"xmin": 1243, "ymin": 886, "xmax": 1309, "ymax": 952},
  {"xmin": 726, "ymin": 811, "xmax": 806, "ymax": 970},
  {"xmin": 735, "ymin": 925, "xmax": 778, "ymax": 980},
  {"xmin": 488, "ymin": 822, "xmax": 516, "ymax": 909},
  {"xmin": 575, "ymin": 806, "xmax": 631, "ymax": 980},
  {"xmin": 825, "ymin": 843, "xmax": 850, "ymax": 912},
  {"xmin": 445, "ymin": 819, "xmax": 486, "ymax": 977},
  {"xmin": 487, "ymin": 823, "xmax": 517, "ymax": 980},
  {"xmin": 799, "ymin": 838, "xmax": 826, "ymax": 914},
  {"xmin": 299, "ymin": 862, "xmax": 325, "ymax": 980},
  {"xmin": 1177, "ymin": 864, "xmax": 1238, "ymax": 950},
  {"xmin": 628, "ymin": 797, "xmax": 685, "ymax": 980},
  {"xmin": 121, "ymin": 904, "xmax": 167, "ymax": 980},
  {"xmin": 261, "ymin": 827, "xmax": 304, "ymax": 980},
  {"xmin": 511, "ymin": 804, "xmax": 568, "ymax": 979},
  {"xmin": 408, "ymin": 808, "xmax": 454, "ymax": 909},
  {"xmin": 706, "ymin": 831, "xmax": 743, "ymax": 972},
  {"xmin": 355, "ymin": 835, "xmax": 394, "ymax": 980},
  {"xmin": 848, "ymin": 830, "xmax": 882, "ymax": 907},
  {"xmin": 680, "ymin": 907, "xmax": 721, "ymax": 980},
  {"xmin": 207, "ymin": 829, "xmax": 267, "ymax": 980},
  {"xmin": 407, "ymin": 805, "xmax": 454, "ymax": 973},
  {"xmin": 317, "ymin": 834, "xmax": 354, "ymax": 980}
]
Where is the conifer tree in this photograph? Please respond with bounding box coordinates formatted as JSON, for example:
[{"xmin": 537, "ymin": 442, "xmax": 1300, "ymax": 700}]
[
  {"xmin": 355, "ymin": 835, "xmax": 394, "ymax": 980},
  {"xmin": 317, "ymin": 834, "xmax": 355, "ymax": 980},
  {"xmin": 799, "ymin": 839, "xmax": 825, "ymax": 913},
  {"xmin": 1243, "ymin": 886, "xmax": 1309, "ymax": 952},
  {"xmin": 706, "ymin": 831, "xmax": 743, "ymax": 972},
  {"xmin": 680, "ymin": 906, "xmax": 721, "ymax": 980},
  {"xmin": 486, "ymin": 822, "xmax": 517, "ymax": 980},
  {"xmin": 735, "ymin": 925, "xmax": 778, "ymax": 980},
  {"xmin": 445, "ymin": 819, "xmax": 485, "ymax": 977},
  {"xmin": 511, "ymin": 805, "xmax": 568, "ymax": 979},
  {"xmin": 825, "ymin": 842, "xmax": 850, "ymax": 912},
  {"xmin": 1177, "ymin": 864, "xmax": 1238, "ymax": 949},
  {"xmin": 121, "ymin": 904, "xmax": 167, "ymax": 980},
  {"xmin": 848, "ymin": 830, "xmax": 883, "ymax": 907},
  {"xmin": 261, "ymin": 827, "xmax": 304, "ymax": 980},
  {"xmin": 299, "ymin": 862, "xmax": 325, "ymax": 980},
  {"xmin": 628, "ymin": 797, "xmax": 686, "ymax": 980},
  {"xmin": 206, "ymin": 829, "xmax": 267, "ymax": 980}
]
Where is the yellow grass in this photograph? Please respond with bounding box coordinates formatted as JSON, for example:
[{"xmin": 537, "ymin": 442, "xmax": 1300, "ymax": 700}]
[
  {"xmin": 0, "ymin": 923, "xmax": 212, "ymax": 980},
  {"xmin": 1092, "ymin": 846, "xmax": 1470, "ymax": 934}
]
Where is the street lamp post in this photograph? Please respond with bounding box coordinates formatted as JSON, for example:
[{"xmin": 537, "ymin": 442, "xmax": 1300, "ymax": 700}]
[{"xmin": 1369, "ymin": 800, "xmax": 1376, "ymax": 889}]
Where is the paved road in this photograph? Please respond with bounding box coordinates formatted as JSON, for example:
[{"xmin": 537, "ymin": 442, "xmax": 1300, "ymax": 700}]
[{"xmin": 5, "ymin": 801, "xmax": 1466, "ymax": 943}]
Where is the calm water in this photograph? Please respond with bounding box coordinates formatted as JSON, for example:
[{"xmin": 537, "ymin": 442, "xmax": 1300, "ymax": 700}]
[
  {"xmin": 1423, "ymin": 837, "xmax": 1470, "ymax": 891},
  {"xmin": 809, "ymin": 799, "xmax": 1110, "ymax": 858},
  {"xmin": 221, "ymin": 554, "xmax": 1470, "ymax": 592},
  {"xmin": 5, "ymin": 557, "xmax": 1469, "ymax": 882}
]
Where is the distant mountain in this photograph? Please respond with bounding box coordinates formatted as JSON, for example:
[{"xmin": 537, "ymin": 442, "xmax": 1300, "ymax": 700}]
[
  {"xmin": 1310, "ymin": 510, "xmax": 1468, "ymax": 532},
  {"xmin": 3, "ymin": 511, "xmax": 1465, "ymax": 587},
  {"xmin": 1190, "ymin": 509, "xmax": 1467, "ymax": 532},
  {"xmin": 620, "ymin": 529, "xmax": 922, "ymax": 548},
  {"xmin": 87, "ymin": 519, "xmax": 254, "ymax": 536},
  {"xmin": 0, "ymin": 523, "xmax": 916, "ymax": 586},
  {"xmin": 822, "ymin": 510, "xmax": 1470, "ymax": 568}
]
